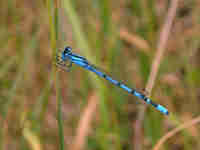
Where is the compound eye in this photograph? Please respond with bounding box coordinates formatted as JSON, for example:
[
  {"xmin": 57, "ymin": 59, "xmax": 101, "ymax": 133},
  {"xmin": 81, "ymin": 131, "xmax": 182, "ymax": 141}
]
[{"xmin": 64, "ymin": 46, "xmax": 72, "ymax": 54}]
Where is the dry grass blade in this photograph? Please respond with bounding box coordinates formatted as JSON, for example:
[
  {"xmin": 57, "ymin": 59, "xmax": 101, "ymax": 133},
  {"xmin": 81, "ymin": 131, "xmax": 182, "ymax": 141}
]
[
  {"xmin": 120, "ymin": 28, "xmax": 150, "ymax": 52},
  {"xmin": 133, "ymin": 0, "xmax": 180, "ymax": 150},
  {"xmin": 153, "ymin": 116, "xmax": 200, "ymax": 150},
  {"xmin": 70, "ymin": 93, "xmax": 98, "ymax": 150},
  {"xmin": 145, "ymin": 0, "xmax": 179, "ymax": 94}
]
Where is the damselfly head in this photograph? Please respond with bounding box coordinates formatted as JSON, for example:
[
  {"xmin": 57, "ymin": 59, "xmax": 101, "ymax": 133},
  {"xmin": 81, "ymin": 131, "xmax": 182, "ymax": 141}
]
[
  {"xmin": 64, "ymin": 46, "xmax": 72, "ymax": 54},
  {"xmin": 61, "ymin": 46, "xmax": 71, "ymax": 61}
]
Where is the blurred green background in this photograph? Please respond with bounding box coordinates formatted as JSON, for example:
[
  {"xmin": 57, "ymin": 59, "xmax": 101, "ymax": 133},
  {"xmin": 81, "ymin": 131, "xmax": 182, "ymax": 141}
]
[{"xmin": 1, "ymin": 0, "xmax": 200, "ymax": 150}]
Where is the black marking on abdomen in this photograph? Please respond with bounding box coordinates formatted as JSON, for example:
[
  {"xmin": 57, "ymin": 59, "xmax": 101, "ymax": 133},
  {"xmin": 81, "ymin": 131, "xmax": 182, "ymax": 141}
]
[
  {"xmin": 131, "ymin": 89, "xmax": 136, "ymax": 94},
  {"xmin": 144, "ymin": 97, "xmax": 148, "ymax": 102},
  {"xmin": 149, "ymin": 101, "xmax": 158, "ymax": 107},
  {"xmin": 102, "ymin": 74, "xmax": 107, "ymax": 78},
  {"xmin": 117, "ymin": 82, "xmax": 121, "ymax": 86}
]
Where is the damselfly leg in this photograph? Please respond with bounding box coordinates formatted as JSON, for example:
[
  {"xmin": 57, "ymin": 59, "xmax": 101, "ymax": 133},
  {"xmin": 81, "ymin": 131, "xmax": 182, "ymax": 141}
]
[{"xmin": 55, "ymin": 53, "xmax": 72, "ymax": 72}]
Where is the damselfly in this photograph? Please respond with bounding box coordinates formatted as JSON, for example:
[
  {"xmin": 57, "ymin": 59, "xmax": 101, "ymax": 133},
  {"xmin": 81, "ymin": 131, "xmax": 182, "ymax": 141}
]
[{"xmin": 56, "ymin": 46, "xmax": 169, "ymax": 115}]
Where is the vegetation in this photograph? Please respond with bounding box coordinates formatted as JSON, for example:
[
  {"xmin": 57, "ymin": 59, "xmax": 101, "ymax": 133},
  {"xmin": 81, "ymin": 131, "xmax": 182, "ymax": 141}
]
[{"xmin": 1, "ymin": 0, "xmax": 200, "ymax": 150}]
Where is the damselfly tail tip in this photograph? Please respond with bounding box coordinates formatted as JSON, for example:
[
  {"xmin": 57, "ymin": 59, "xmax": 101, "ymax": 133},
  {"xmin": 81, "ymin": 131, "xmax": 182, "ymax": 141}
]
[{"xmin": 157, "ymin": 104, "xmax": 169, "ymax": 115}]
